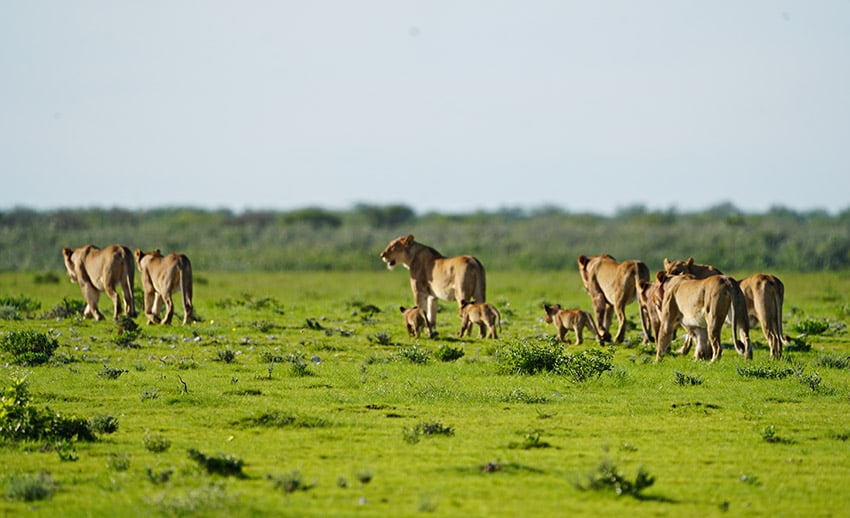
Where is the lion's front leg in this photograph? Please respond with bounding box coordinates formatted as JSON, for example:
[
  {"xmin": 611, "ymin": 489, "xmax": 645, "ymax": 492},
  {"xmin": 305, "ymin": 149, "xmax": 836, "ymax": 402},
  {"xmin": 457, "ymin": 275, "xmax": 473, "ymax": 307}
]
[
  {"xmin": 591, "ymin": 293, "xmax": 612, "ymax": 342},
  {"xmin": 424, "ymin": 295, "xmax": 438, "ymax": 337}
]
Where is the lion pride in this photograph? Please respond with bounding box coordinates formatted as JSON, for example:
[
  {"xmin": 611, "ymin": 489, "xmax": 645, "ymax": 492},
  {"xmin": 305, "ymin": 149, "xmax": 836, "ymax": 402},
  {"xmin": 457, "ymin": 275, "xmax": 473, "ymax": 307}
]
[
  {"xmin": 381, "ymin": 234, "xmax": 485, "ymax": 335},
  {"xmin": 655, "ymin": 272, "xmax": 752, "ymax": 362},
  {"xmin": 577, "ymin": 254, "xmax": 653, "ymax": 344},
  {"xmin": 664, "ymin": 257, "xmax": 786, "ymax": 360},
  {"xmin": 62, "ymin": 244, "xmax": 136, "ymax": 321},
  {"xmin": 134, "ymin": 249, "xmax": 194, "ymax": 325}
]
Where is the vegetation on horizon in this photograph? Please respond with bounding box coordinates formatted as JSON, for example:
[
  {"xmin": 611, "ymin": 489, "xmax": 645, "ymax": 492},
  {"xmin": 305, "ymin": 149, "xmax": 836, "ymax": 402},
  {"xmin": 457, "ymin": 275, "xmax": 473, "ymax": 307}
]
[{"xmin": 2, "ymin": 202, "xmax": 849, "ymax": 271}]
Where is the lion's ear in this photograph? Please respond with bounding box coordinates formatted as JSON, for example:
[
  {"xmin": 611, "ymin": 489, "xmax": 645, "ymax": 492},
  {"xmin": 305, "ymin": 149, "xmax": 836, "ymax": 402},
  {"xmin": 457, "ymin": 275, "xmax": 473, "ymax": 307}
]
[
  {"xmin": 401, "ymin": 234, "xmax": 414, "ymax": 245},
  {"xmin": 134, "ymin": 249, "xmax": 143, "ymax": 259},
  {"xmin": 686, "ymin": 257, "xmax": 694, "ymax": 265},
  {"xmin": 656, "ymin": 271, "xmax": 668, "ymax": 283},
  {"xmin": 577, "ymin": 255, "xmax": 588, "ymax": 266},
  {"xmin": 663, "ymin": 258, "xmax": 670, "ymax": 268},
  {"xmin": 154, "ymin": 249, "xmax": 161, "ymax": 255},
  {"xmin": 399, "ymin": 306, "xmax": 406, "ymax": 313}
]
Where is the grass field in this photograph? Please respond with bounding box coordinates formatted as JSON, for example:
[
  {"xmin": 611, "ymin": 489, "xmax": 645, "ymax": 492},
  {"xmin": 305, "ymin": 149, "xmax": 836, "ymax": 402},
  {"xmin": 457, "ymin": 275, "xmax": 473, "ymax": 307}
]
[{"xmin": 1, "ymin": 269, "xmax": 849, "ymax": 517}]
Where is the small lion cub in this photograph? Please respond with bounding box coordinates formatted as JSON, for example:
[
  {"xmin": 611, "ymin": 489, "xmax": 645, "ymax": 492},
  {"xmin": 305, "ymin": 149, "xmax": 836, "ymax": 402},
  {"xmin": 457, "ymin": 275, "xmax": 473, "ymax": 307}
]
[
  {"xmin": 458, "ymin": 300, "xmax": 501, "ymax": 339},
  {"xmin": 400, "ymin": 306, "xmax": 433, "ymax": 338},
  {"xmin": 542, "ymin": 303, "xmax": 598, "ymax": 344}
]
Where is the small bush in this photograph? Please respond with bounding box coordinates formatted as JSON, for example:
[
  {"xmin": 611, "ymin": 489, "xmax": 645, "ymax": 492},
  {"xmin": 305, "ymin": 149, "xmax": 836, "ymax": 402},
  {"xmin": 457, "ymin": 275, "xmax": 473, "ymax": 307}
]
[
  {"xmin": 146, "ymin": 467, "xmax": 173, "ymax": 484},
  {"xmin": 397, "ymin": 345, "xmax": 430, "ymax": 365},
  {"xmin": 574, "ymin": 457, "xmax": 655, "ymax": 498},
  {"xmin": 249, "ymin": 320, "xmax": 275, "ymax": 333},
  {"xmin": 112, "ymin": 316, "xmax": 141, "ymax": 348},
  {"xmin": 0, "ymin": 376, "xmax": 96, "ymax": 442},
  {"xmin": 90, "ymin": 414, "xmax": 119, "ymax": 434},
  {"xmin": 108, "ymin": 452, "xmax": 131, "ymax": 471},
  {"xmin": 736, "ymin": 363, "xmax": 798, "ymax": 379},
  {"xmin": 368, "ymin": 331, "xmax": 393, "ymax": 346},
  {"xmin": 404, "ymin": 420, "xmax": 454, "ymax": 444},
  {"xmin": 674, "ymin": 372, "xmax": 704, "ymax": 386},
  {"xmin": 268, "ymin": 470, "xmax": 313, "ymax": 493},
  {"xmin": 188, "ymin": 448, "xmax": 245, "ymax": 477},
  {"xmin": 215, "ymin": 349, "xmax": 237, "ymax": 363},
  {"xmin": 54, "ymin": 439, "xmax": 78, "ymax": 461},
  {"xmin": 0, "ymin": 295, "xmax": 41, "ymax": 319},
  {"xmin": 1, "ymin": 330, "xmax": 59, "ymax": 366},
  {"xmin": 434, "ymin": 344, "xmax": 465, "ymax": 362},
  {"xmin": 508, "ymin": 430, "xmax": 551, "ymax": 450},
  {"xmin": 495, "ymin": 337, "xmax": 563, "ymax": 375},
  {"xmin": 40, "ymin": 298, "xmax": 86, "ymax": 320},
  {"xmin": 144, "ymin": 432, "xmax": 172, "ymax": 453},
  {"xmin": 791, "ymin": 318, "xmax": 830, "ymax": 335},
  {"xmin": 98, "ymin": 365, "xmax": 128, "ymax": 380},
  {"xmin": 5, "ymin": 472, "xmax": 55, "ymax": 502},
  {"xmin": 815, "ymin": 353, "xmax": 850, "ymax": 370}
]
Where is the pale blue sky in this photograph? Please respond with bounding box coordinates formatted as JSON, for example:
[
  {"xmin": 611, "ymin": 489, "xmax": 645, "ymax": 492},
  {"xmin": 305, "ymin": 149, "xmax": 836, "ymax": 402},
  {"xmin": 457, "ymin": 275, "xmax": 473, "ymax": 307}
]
[{"xmin": 2, "ymin": 1, "xmax": 849, "ymax": 215}]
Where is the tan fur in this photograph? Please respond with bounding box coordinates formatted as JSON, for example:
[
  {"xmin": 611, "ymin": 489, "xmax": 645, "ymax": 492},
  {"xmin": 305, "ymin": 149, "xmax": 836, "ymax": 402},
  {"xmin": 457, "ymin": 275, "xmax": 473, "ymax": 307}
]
[
  {"xmin": 739, "ymin": 273, "xmax": 787, "ymax": 360},
  {"xmin": 542, "ymin": 304, "xmax": 597, "ymax": 344},
  {"xmin": 62, "ymin": 244, "xmax": 136, "ymax": 321},
  {"xmin": 399, "ymin": 306, "xmax": 433, "ymax": 338},
  {"xmin": 637, "ymin": 280, "xmax": 663, "ymax": 343},
  {"xmin": 664, "ymin": 258, "xmax": 785, "ymax": 360},
  {"xmin": 655, "ymin": 272, "xmax": 752, "ymax": 362},
  {"xmin": 134, "ymin": 249, "xmax": 194, "ymax": 325},
  {"xmin": 577, "ymin": 254, "xmax": 653, "ymax": 343},
  {"xmin": 381, "ymin": 234, "xmax": 486, "ymax": 334},
  {"xmin": 458, "ymin": 300, "xmax": 501, "ymax": 339},
  {"xmin": 663, "ymin": 257, "xmax": 723, "ymax": 278}
]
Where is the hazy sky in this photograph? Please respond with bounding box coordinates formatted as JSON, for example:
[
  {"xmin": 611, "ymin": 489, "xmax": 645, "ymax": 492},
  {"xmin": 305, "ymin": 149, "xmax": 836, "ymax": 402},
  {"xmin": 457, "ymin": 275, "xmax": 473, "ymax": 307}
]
[{"xmin": 2, "ymin": 1, "xmax": 849, "ymax": 215}]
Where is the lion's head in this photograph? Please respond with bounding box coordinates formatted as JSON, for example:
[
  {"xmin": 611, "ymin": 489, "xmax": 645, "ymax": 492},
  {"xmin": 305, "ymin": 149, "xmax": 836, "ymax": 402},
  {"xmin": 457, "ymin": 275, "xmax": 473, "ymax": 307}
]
[{"xmin": 380, "ymin": 234, "xmax": 415, "ymax": 270}]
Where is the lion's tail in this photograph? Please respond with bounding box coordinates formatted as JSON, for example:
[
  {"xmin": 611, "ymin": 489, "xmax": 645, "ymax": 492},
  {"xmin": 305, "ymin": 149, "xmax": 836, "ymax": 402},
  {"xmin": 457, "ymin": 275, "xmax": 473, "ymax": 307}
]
[
  {"xmin": 729, "ymin": 280, "xmax": 752, "ymax": 360},
  {"xmin": 120, "ymin": 245, "xmax": 137, "ymax": 317},
  {"xmin": 474, "ymin": 257, "xmax": 487, "ymax": 303}
]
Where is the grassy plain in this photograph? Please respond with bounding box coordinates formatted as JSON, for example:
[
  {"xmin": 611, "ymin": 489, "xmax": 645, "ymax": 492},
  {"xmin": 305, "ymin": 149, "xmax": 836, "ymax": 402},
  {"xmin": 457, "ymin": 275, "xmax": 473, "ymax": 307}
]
[{"xmin": 1, "ymin": 269, "xmax": 849, "ymax": 517}]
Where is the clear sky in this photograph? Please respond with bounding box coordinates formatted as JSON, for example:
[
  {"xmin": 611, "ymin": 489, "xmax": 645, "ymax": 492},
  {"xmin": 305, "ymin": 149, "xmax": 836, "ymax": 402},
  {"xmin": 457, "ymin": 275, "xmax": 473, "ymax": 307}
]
[{"xmin": 2, "ymin": 1, "xmax": 849, "ymax": 215}]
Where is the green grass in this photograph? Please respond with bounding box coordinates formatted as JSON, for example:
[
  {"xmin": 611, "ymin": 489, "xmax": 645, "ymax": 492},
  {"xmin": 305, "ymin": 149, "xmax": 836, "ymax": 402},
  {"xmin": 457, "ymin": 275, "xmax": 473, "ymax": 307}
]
[{"xmin": 0, "ymin": 270, "xmax": 849, "ymax": 516}]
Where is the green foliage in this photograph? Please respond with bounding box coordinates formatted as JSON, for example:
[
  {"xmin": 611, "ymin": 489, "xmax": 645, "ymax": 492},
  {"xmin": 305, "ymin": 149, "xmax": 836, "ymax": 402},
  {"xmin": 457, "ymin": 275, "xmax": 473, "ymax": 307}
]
[
  {"xmin": 0, "ymin": 330, "xmax": 59, "ymax": 366},
  {"xmin": 815, "ymin": 353, "xmax": 850, "ymax": 370},
  {"xmin": 98, "ymin": 365, "xmax": 128, "ymax": 379},
  {"xmin": 112, "ymin": 315, "xmax": 141, "ymax": 348},
  {"xmin": 215, "ymin": 349, "xmax": 237, "ymax": 363},
  {"xmin": 495, "ymin": 338, "xmax": 613, "ymax": 381},
  {"xmin": 90, "ymin": 414, "xmax": 119, "ymax": 434},
  {"xmin": 188, "ymin": 448, "xmax": 245, "ymax": 477},
  {"xmin": 508, "ymin": 430, "xmax": 551, "ymax": 450},
  {"xmin": 736, "ymin": 363, "xmax": 798, "ymax": 379},
  {"xmin": 403, "ymin": 420, "xmax": 454, "ymax": 444},
  {"xmin": 367, "ymin": 331, "xmax": 393, "ymax": 345},
  {"xmin": 574, "ymin": 457, "xmax": 656, "ymax": 498},
  {"xmin": 40, "ymin": 297, "xmax": 86, "ymax": 319},
  {"xmin": 108, "ymin": 452, "xmax": 131, "ymax": 471},
  {"xmin": 0, "ymin": 295, "xmax": 41, "ymax": 320},
  {"xmin": 792, "ymin": 318, "xmax": 831, "ymax": 335},
  {"xmin": 5, "ymin": 472, "xmax": 55, "ymax": 502},
  {"xmin": 0, "ymin": 376, "xmax": 96, "ymax": 442},
  {"xmin": 674, "ymin": 371, "xmax": 704, "ymax": 386},
  {"xmin": 143, "ymin": 432, "xmax": 171, "ymax": 453},
  {"xmin": 396, "ymin": 345, "xmax": 430, "ymax": 364},
  {"xmin": 434, "ymin": 344, "xmax": 465, "ymax": 362},
  {"xmin": 268, "ymin": 470, "xmax": 314, "ymax": 493}
]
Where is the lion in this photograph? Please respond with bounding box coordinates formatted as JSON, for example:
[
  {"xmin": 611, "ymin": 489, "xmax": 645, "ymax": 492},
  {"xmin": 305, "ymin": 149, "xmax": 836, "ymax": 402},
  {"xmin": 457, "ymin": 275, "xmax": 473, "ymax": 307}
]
[
  {"xmin": 381, "ymin": 234, "xmax": 485, "ymax": 334},
  {"xmin": 542, "ymin": 303, "xmax": 598, "ymax": 345},
  {"xmin": 62, "ymin": 244, "xmax": 136, "ymax": 321},
  {"xmin": 664, "ymin": 258, "xmax": 786, "ymax": 360},
  {"xmin": 134, "ymin": 249, "xmax": 194, "ymax": 325},
  {"xmin": 637, "ymin": 279, "xmax": 663, "ymax": 343},
  {"xmin": 655, "ymin": 272, "xmax": 752, "ymax": 362},
  {"xmin": 577, "ymin": 254, "xmax": 653, "ymax": 344},
  {"xmin": 739, "ymin": 273, "xmax": 787, "ymax": 360},
  {"xmin": 458, "ymin": 300, "xmax": 501, "ymax": 339},
  {"xmin": 399, "ymin": 306, "xmax": 433, "ymax": 339}
]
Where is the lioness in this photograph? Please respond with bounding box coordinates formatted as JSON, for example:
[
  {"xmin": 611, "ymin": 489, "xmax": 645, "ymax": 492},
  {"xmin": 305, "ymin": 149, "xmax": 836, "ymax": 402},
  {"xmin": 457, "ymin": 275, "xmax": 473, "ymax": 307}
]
[
  {"xmin": 577, "ymin": 254, "xmax": 653, "ymax": 344},
  {"xmin": 542, "ymin": 303, "xmax": 597, "ymax": 345},
  {"xmin": 399, "ymin": 306, "xmax": 433, "ymax": 339},
  {"xmin": 664, "ymin": 258, "xmax": 786, "ymax": 360},
  {"xmin": 134, "ymin": 249, "xmax": 194, "ymax": 325},
  {"xmin": 655, "ymin": 272, "xmax": 752, "ymax": 362},
  {"xmin": 458, "ymin": 300, "xmax": 501, "ymax": 339},
  {"xmin": 381, "ymin": 234, "xmax": 485, "ymax": 335},
  {"xmin": 62, "ymin": 244, "xmax": 136, "ymax": 321},
  {"xmin": 739, "ymin": 273, "xmax": 787, "ymax": 360}
]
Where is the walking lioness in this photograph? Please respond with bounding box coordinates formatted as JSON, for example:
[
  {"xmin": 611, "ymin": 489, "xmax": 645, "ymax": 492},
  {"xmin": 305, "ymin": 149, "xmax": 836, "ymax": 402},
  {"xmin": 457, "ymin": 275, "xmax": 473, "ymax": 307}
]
[
  {"xmin": 381, "ymin": 234, "xmax": 485, "ymax": 335},
  {"xmin": 62, "ymin": 244, "xmax": 136, "ymax": 321},
  {"xmin": 577, "ymin": 254, "xmax": 653, "ymax": 344},
  {"xmin": 134, "ymin": 249, "xmax": 194, "ymax": 325}
]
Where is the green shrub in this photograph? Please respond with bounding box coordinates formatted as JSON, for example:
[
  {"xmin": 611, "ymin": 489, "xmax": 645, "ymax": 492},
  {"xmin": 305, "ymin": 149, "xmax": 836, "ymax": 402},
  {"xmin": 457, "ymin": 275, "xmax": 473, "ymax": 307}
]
[
  {"xmin": 144, "ymin": 432, "xmax": 171, "ymax": 453},
  {"xmin": 495, "ymin": 337, "xmax": 564, "ymax": 375},
  {"xmin": 268, "ymin": 470, "xmax": 313, "ymax": 493},
  {"xmin": 815, "ymin": 353, "xmax": 850, "ymax": 370},
  {"xmin": 368, "ymin": 331, "xmax": 393, "ymax": 345},
  {"xmin": 108, "ymin": 452, "xmax": 131, "ymax": 471},
  {"xmin": 574, "ymin": 457, "xmax": 655, "ymax": 498},
  {"xmin": 792, "ymin": 318, "xmax": 830, "ymax": 335},
  {"xmin": 434, "ymin": 344, "xmax": 465, "ymax": 362},
  {"xmin": 1, "ymin": 330, "xmax": 59, "ymax": 366},
  {"xmin": 188, "ymin": 448, "xmax": 245, "ymax": 477},
  {"xmin": 0, "ymin": 376, "xmax": 96, "ymax": 442},
  {"xmin": 40, "ymin": 298, "xmax": 86, "ymax": 320},
  {"xmin": 0, "ymin": 295, "xmax": 41, "ymax": 319},
  {"xmin": 404, "ymin": 421, "xmax": 454, "ymax": 444},
  {"xmin": 112, "ymin": 316, "xmax": 141, "ymax": 348},
  {"xmin": 98, "ymin": 365, "xmax": 128, "ymax": 379},
  {"xmin": 215, "ymin": 349, "xmax": 237, "ymax": 363},
  {"xmin": 674, "ymin": 371, "xmax": 704, "ymax": 386},
  {"xmin": 90, "ymin": 414, "xmax": 119, "ymax": 434},
  {"xmin": 396, "ymin": 345, "xmax": 430, "ymax": 364},
  {"xmin": 5, "ymin": 472, "xmax": 54, "ymax": 502},
  {"xmin": 736, "ymin": 363, "xmax": 798, "ymax": 379}
]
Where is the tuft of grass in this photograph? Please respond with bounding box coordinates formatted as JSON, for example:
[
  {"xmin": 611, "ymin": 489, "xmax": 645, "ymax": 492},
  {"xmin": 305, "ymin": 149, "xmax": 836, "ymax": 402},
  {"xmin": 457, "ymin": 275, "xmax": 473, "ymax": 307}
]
[
  {"xmin": 1, "ymin": 329, "xmax": 59, "ymax": 365},
  {"xmin": 143, "ymin": 432, "xmax": 172, "ymax": 453},
  {"xmin": 267, "ymin": 470, "xmax": 314, "ymax": 493},
  {"xmin": 404, "ymin": 420, "xmax": 454, "ymax": 444},
  {"xmin": 791, "ymin": 318, "xmax": 830, "ymax": 335},
  {"xmin": 5, "ymin": 472, "xmax": 55, "ymax": 502},
  {"xmin": 188, "ymin": 448, "xmax": 245, "ymax": 477},
  {"xmin": 574, "ymin": 457, "xmax": 655, "ymax": 498},
  {"xmin": 674, "ymin": 371, "xmax": 704, "ymax": 386},
  {"xmin": 368, "ymin": 331, "xmax": 393, "ymax": 345},
  {"xmin": 434, "ymin": 344, "xmax": 465, "ymax": 362},
  {"xmin": 396, "ymin": 345, "xmax": 430, "ymax": 364}
]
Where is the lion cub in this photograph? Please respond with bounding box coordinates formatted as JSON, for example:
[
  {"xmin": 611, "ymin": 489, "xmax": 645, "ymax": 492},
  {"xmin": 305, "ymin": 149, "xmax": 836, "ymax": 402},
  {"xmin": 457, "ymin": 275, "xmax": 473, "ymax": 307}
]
[
  {"xmin": 458, "ymin": 300, "xmax": 501, "ymax": 339},
  {"xmin": 400, "ymin": 306, "xmax": 433, "ymax": 338},
  {"xmin": 542, "ymin": 304, "xmax": 598, "ymax": 344}
]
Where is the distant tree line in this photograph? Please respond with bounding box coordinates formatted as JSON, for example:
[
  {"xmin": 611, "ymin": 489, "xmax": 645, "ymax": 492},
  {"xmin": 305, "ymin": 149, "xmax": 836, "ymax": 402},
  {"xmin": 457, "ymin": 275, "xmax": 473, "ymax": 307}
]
[{"xmin": 2, "ymin": 202, "xmax": 849, "ymax": 272}]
